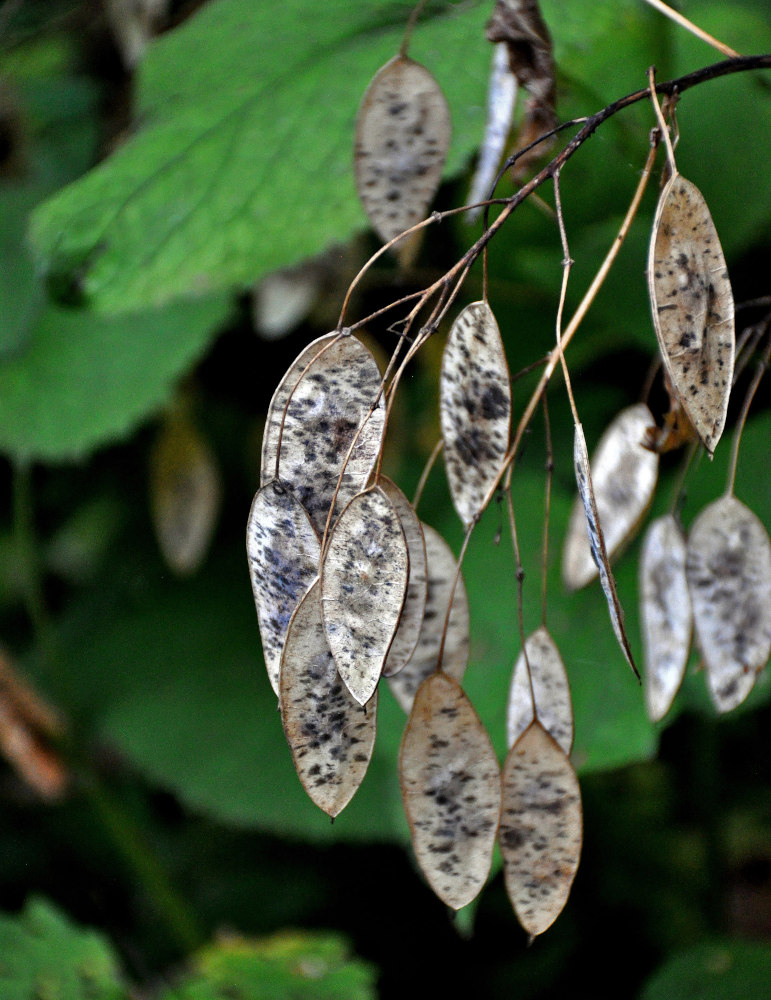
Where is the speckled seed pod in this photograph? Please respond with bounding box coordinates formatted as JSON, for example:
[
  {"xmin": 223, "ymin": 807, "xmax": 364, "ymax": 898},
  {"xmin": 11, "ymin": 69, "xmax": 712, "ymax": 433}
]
[
  {"xmin": 500, "ymin": 721, "xmax": 583, "ymax": 938},
  {"xmin": 571, "ymin": 423, "xmax": 638, "ymax": 678},
  {"xmin": 648, "ymin": 173, "xmax": 735, "ymax": 456},
  {"xmin": 440, "ymin": 301, "xmax": 511, "ymax": 530},
  {"xmin": 280, "ymin": 581, "xmax": 377, "ymax": 818},
  {"xmin": 563, "ymin": 403, "xmax": 658, "ymax": 591},
  {"xmin": 260, "ymin": 333, "xmax": 385, "ymax": 536},
  {"xmin": 400, "ymin": 672, "xmax": 501, "ymax": 910},
  {"xmin": 321, "ymin": 486, "xmax": 409, "ymax": 706},
  {"xmin": 388, "ymin": 523, "xmax": 470, "ymax": 713},
  {"xmin": 686, "ymin": 495, "xmax": 771, "ymax": 713},
  {"xmin": 354, "ymin": 55, "xmax": 451, "ymax": 245},
  {"xmin": 246, "ymin": 480, "xmax": 321, "ymax": 696},
  {"xmin": 507, "ymin": 627, "xmax": 573, "ymax": 754},
  {"xmin": 640, "ymin": 514, "xmax": 692, "ymax": 722},
  {"xmin": 379, "ymin": 477, "xmax": 428, "ymax": 678}
]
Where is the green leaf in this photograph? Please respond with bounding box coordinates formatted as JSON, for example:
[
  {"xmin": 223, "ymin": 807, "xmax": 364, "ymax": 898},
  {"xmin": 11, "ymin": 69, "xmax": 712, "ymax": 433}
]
[
  {"xmin": 0, "ymin": 897, "xmax": 127, "ymax": 1000},
  {"xmin": 29, "ymin": 0, "xmax": 492, "ymax": 314},
  {"xmin": 640, "ymin": 939, "xmax": 771, "ymax": 1000},
  {"xmin": 0, "ymin": 294, "xmax": 230, "ymax": 462},
  {"xmin": 160, "ymin": 931, "xmax": 377, "ymax": 1000}
]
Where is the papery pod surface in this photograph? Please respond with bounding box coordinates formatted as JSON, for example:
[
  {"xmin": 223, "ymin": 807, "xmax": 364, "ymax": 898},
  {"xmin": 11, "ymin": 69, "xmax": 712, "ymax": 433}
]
[
  {"xmin": 388, "ymin": 523, "xmax": 469, "ymax": 713},
  {"xmin": 280, "ymin": 580, "xmax": 377, "ymax": 818},
  {"xmin": 260, "ymin": 332, "xmax": 385, "ymax": 535},
  {"xmin": 354, "ymin": 55, "xmax": 451, "ymax": 245},
  {"xmin": 499, "ymin": 721, "xmax": 582, "ymax": 938},
  {"xmin": 440, "ymin": 300, "xmax": 511, "ymax": 529},
  {"xmin": 399, "ymin": 672, "xmax": 501, "ymax": 910},
  {"xmin": 507, "ymin": 626, "xmax": 573, "ymax": 754},
  {"xmin": 563, "ymin": 403, "xmax": 658, "ymax": 591},
  {"xmin": 648, "ymin": 173, "xmax": 735, "ymax": 456},
  {"xmin": 379, "ymin": 477, "xmax": 428, "ymax": 678},
  {"xmin": 150, "ymin": 408, "xmax": 221, "ymax": 576},
  {"xmin": 570, "ymin": 423, "xmax": 638, "ymax": 677},
  {"xmin": 686, "ymin": 495, "xmax": 771, "ymax": 713},
  {"xmin": 246, "ymin": 480, "xmax": 321, "ymax": 696},
  {"xmin": 640, "ymin": 514, "xmax": 692, "ymax": 722},
  {"xmin": 321, "ymin": 486, "xmax": 409, "ymax": 706},
  {"xmin": 466, "ymin": 42, "xmax": 517, "ymax": 220}
]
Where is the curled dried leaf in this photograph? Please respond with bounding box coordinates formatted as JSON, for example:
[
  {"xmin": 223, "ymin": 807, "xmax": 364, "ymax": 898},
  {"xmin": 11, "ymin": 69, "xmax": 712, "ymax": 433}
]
[
  {"xmin": 686, "ymin": 496, "xmax": 771, "ymax": 713},
  {"xmin": 640, "ymin": 514, "xmax": 692, "ymax": 722},
  {"xmin": 400, "ymin": 672, "xmax": 501, "ymax": 910},
  {"xmin": 507, "ymin": 627, "xmax": 573, "ymax": 754},
  {"xmin": 379, "ymin": 477, "xmax": 428, "ymax": 678},
  {"xmin": 321, "ymin": 486, "xmax": 409, "ymax": 706},
  {"xmin": 563, "ymin": 403, "xmax": 659, "ymax": 591},
  {"xmin": 499, "ymin": 721, "xmax": 582, "ymax": 938},
  {"xmin": 388, "ymin": 523, "xmax": 470, "ymax": 713},
  {"xmin": 246, "ymin": 480, "xmax": 321, "ymax": 696},
  {"xmin": 648, "ymin": 172, "xmax": 735, "ymax": 456},
  {"xmin": 570, "ymin": 423, "xmax": 639, "ymax": 678},
  {"xmin": 440, "ymin": 301, "xmax": 511, "ymax": 529},
  {"xmin": 354, "ymin": 55, "xmax": 451, "ymax": 246},
  {"xmin": 280, "ymin": 581, "xmax": 377, "ymax": 818},
  {"xmin": 149, "ymin": 407, "xmax": 221, "ymax": 576},
  {"xmin": 260, "ymin": 333, "xmax": 385, "ymax": 536}
]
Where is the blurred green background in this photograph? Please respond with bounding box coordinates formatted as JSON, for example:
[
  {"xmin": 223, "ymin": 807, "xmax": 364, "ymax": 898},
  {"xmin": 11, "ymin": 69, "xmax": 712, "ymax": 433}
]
[{"xmin": 0, "ymin": 1, "xmax": 769, "ymax": 996}]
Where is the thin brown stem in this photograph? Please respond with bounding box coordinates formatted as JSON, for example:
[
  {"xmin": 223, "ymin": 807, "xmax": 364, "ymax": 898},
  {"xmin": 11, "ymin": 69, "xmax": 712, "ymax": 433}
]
[
  {"xmin": 506, "ymin": 488, "xmax": 535, "ymax": 706},
  {"xmin": 541, "ymin": 391, "xmax": 553, "ymax": 627},
  {"xmin": 725, "ymin": 334, "xmax": 771, "ymax": 496},
  {"xmin": 641, "ymin": 0, "xmax": 740, "ymax": 59},
  {"xmin": 413, "ymin": 437, "xmax": 444, "ymax": 511}
]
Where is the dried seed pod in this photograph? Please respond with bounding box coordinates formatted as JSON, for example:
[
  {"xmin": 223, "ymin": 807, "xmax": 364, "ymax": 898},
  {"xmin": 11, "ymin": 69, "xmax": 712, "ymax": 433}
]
[
  {"xmin": 354, "ymin": 55, "xmax": 451, "ymax": 246},
  {"xmin": 400, "ymin": 672, "xmax": 501, "ymax": 910},
  {"xmin": 440, "ymin": 301, "xmax": 511, "ymax": 529},
  {"xmin": 571, "ymin": 423, "xmax": 639, "ymax": 677},
  {"xmin": 246, "ymin": 480, "xmax": 321, "ymax": 696},
  {"xmin": 648, "ymin": 173, "xmax": 735, "ymax": 456},
  {"xmin": 388, "ymin": 523, "xmax": 470, "ymax": 713},
  {"xmin": 686, "ymin": 495, "xmax": 771, "ymax": 713},
  {"xmin": 379, "ymin": 477, "xmax": 428, "ymax": 677},
  {"xmin": 260, "ymin": 333, "xmax": 385, "ymax": 536},
  {"xmin": 149, "ymin": 407, "xmax": 221, "ymax": 576},
  {"xmin": 280, "ymin": 580, "xmax": 377, "ymax": 818},
  {"xmin": 563, "ymin": 403, "xmax": 659, "ymax": 591},
  {"xmin": 499, "ymin": 721, "xmax": 582, "ymax": 938},
  {"xmin": 466, "ymin": 43, "xmax": 517, "ymax": 221},
  {"xmin": 640, "ymin": 514, "xmax": 692, "ymax": 722},
  {"xmin": 507, "ymin": 627, "xmax": 573, "ymax": 754},
  {"xmin": 321, "ymin": 486, "xmax": 409, "ymax": 705}
]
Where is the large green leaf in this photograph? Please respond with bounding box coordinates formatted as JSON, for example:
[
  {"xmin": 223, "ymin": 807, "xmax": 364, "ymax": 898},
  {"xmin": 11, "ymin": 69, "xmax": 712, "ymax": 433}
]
[
  {"xmin": 29, "ymin": 0, "xmax": 492, "ymax": 314},
  {"xmin": 159, "ymin": 931, "xmax": 376, "ymax": 1000},
  {"xmin": 0, "ymin": 897, "xmax": 127, "ymax": 1000},
  {"xmin": 0, "ymin": 294, "xmax": 231, "ymax": 462},
  {"xmin": 640, "ymin": 939, "xmax": 771, "ymax": 1000}
]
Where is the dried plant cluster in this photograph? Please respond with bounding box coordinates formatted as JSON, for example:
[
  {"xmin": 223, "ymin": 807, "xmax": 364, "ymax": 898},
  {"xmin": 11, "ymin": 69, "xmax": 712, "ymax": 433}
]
[{"xmin": 246, "ymin": 1, "xmax": 771, "ymax": 937}]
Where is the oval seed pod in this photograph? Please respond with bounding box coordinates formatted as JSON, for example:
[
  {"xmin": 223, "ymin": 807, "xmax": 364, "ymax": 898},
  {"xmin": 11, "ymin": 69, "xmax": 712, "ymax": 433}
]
[
  {"xmin": 648, "ymin": 173, "xmax": 735, "ymax": 456},
  {"xmin": 354, "ymin": 55, "xmax": 451, "ymax": 246},
  {"xmin": 440, "ymin": 301, "xmax": 511, "ymax": 529},
  {"xmin": 321, "ymin": 486, "xmax": 409, "ymax": 706},
  {"xmin": 570, "ymin": 423, "xmax": 639, "ymax": 678},
  {"xmin": 260, "ymin": 333, "xmax": 385, "ymax": 536},
  {"xmin": 686, "ymin": 495, "xmax": 771, "ymax": 713},
  {"xmin": 507, "ymin": 627, "xmax": 573, "ymax": 755},
  {"xmin": 499, "ymin": 721, "xmax": 582, "ymax": 938},
  {"xmin": 400, "ymin": 672, "xmax": 501, "ymax": 910},
  {"xmin": 563, "ymin": 403, "xmax": 659, "ymax": 591},
  {"xmin": 379, "ymin": 477, "xmax": 428, "ymax": 678},
  {"xmin": 388, "ymin": 523, "xmax": 470, "ymax": 713},
  {"xmin": 639, "ymin": 514, "xmax": 692, "ymax": 722},
  {"xmin": 280, "ymin": 580, "xmax": 377, "ymax": 818},
  {"xmin": 246, "ymin": 480, "xmax": 321, "ymax": 696},
  {"xmin": 149, "ymin": 407, "xmax": 221, "ymax": 576}
]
